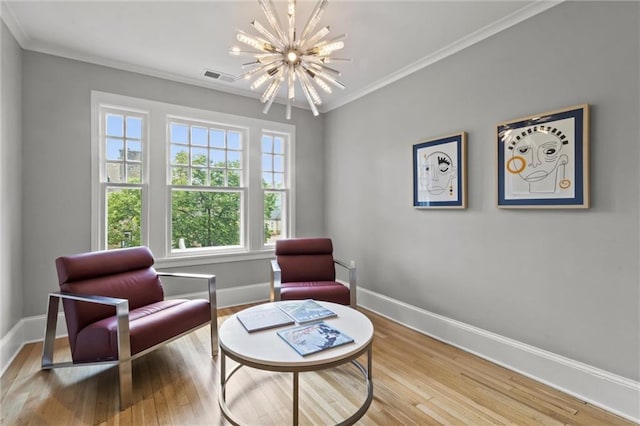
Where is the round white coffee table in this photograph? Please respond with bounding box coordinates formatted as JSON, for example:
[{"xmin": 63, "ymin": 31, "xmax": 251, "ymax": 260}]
[{"xmin": 218, "ymin": 301, "xmax": 374, "ymax": 425}]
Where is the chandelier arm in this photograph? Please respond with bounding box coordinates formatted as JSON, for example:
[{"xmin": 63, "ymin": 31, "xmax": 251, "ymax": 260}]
[
  {"xmin": 251, "ymin": 66, "xmax": 280, "ymax": 91},
  {"xmin": 319, "ymin": 57, "xmax": 352, "ymax": 63},
  {"xmin": 314, "ymin": 71, "xmax": 345, "ymax": 90},
  {"xmin": 258, "ymin": 0, "xmax": 287, "ymax": 43},
  {"xmin": 300, "ymin": 0, "xmax": 328, "ymax": 42},
  {"xmin": 261, "ymin": 72, "xmax": 283, "ymax": 103},
  {"xmin": 310, "ymin": 76, "xmax": 332, "ymax": 94},
  {"xmin": 251, "ymin": 20, "xmax": 286, "ymax": 50},
  {"xmin": 303, "ymin": 34, "xmax": 347, "ymax": 56},
  {"xmin": 303, "ymin": 64, "xmax": 344, "ymax": 93},
  {"xmin": 287, "ymin": 64, "xmax": 295, "ymax": 101},
  {"xmin": 262, "ymin": 77, "xmax": 284, "ymax": 114},
  {"xmin": 237, "ymin": 30, "xmax": 278, "ymax": 53},
  {"xmin": 238, "ymin": 60, "xmax": 284, "ymax": 80},
  {"xmin": 300, "ymin": 25, "xmax": 330, "ymax": 51},
  {"xmin": 309, "ymin": 41, "xmax": 344, "ymax": 57},
  {"xmin": 230, "ymin": 49, "xmax": 275, "ymax": 57},
  {"xmin": 257, "ymin": 55, "xmax": 285, "ymax": 65},
  {"xmin": 307, "ymin": 61, "xmax": 341, "ymax": 76},
  {"xmin": 296, "ymin": 73, "xmax": 320, "ymax": 116},
  {"xmin": 287, "ymin": 0, "xmax": 296, "ymax": 46},
  {"xmin": 296, "ymin": 68, "xmax": 322, "ymax": 107}
]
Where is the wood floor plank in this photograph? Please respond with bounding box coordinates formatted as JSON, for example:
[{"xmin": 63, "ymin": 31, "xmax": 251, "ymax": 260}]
[{"xmin": 1, "ymin": 306, "xmax": 635, "ymax": 425}]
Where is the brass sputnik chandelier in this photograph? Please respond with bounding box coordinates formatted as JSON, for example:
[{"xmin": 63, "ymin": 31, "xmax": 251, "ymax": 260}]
[{"xmin": 231, "ymin": 0, "xmax": 348, "ymax": 119}]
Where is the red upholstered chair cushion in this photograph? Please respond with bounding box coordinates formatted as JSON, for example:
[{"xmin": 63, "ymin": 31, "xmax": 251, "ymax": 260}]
[{"xmin": 73, "ymin": 299, "xmax": 211, "ymax": 362}]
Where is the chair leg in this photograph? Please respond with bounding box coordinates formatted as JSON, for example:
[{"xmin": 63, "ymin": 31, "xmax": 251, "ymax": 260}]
[
  {"xmin": 41, "ymin": 294, "xmax": 60, "ymax": 369},
  {"xmin": 114, "ymin": 300, "xmax": 132, "ymax": 409},
  {"xmin": 208, "ymin": 276, "xmax": 219, "ymax": 357},
  {"xmin": 118, "ymin": 359, "xmax": 133, "ymax": 409}
]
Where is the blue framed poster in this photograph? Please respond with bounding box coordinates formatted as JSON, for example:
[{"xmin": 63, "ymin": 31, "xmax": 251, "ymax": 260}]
[
  {"xmin": 413, "ymin": 132, "xmax": 467, "ymax": 209},
  {"xmin": 497, "ymin": 104, "xmax": 589, "ymax": 208}
]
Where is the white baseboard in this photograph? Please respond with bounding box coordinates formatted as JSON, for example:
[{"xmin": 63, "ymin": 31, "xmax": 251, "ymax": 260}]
[
  {"xmin": 2, "ymin": 283, "xmax": 638, "ymax": 423},
  {"xmin": 357, "ymin": 288, "xmax": 640, "ymax": 423}
]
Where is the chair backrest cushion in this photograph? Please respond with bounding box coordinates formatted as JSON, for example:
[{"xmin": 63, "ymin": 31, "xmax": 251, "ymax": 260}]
[
  {"xmin": 55, "ymin": 247, "xmax": 164, "ymax": 355},
  {"xmin": 276, "ymin": 238, "xmax": 336, "ymax": 282}
]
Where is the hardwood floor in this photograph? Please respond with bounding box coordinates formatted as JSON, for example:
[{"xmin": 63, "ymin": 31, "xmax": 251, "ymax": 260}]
[{"xmin": 1, "ymin": 305, "xmax": 635, "ymax": 425}]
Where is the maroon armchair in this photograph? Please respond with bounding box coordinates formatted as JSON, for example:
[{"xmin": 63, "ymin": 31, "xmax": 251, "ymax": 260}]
[
  {"xmin": 41, "ymin": 246, "xmax": 218, "ymax": 409},
  {"xmin": 270, "ymin": 238, "xmax": 357, "ymax": 307}
]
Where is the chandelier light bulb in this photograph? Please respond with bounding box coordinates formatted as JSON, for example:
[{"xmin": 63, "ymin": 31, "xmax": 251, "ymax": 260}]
[
  {"xmin": 232, "ymin": 0, "xmax": 348, "ymax": 119},
  {"xmin": 286, "ymin": 51, "xmax": 298, "ymax": 63}
]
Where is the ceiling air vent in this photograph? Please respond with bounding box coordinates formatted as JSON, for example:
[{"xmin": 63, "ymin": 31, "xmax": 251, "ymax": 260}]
[{"xmin": 203, "ymin": 69, "xmax": 237, "ymax": 83}]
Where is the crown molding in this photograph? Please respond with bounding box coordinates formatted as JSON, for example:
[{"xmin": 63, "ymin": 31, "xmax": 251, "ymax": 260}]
[
  {"xmin": 320, "ymin": 0, "xmax": 564, "ymax": 113},
  {"xmin": 1, "ymin": 1, "xmax": 29, "ymax": 47}
]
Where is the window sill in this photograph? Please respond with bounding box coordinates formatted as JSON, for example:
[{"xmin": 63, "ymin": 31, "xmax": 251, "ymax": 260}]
[{"xmin": 155, "ymin": 249, "xmax": 275, "ymax": 269}]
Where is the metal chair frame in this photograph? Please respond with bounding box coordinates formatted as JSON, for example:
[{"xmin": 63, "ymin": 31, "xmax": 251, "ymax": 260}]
[{"xmin": 41, "ymin": 272, "xmax": 218, "ymax": 410}]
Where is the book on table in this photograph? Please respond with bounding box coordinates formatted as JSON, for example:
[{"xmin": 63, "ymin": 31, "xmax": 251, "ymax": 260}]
[
  {"xmin": 236, "ymin": 305, "xmax": 295, "ymax": 332},
  {"xmin": 277, "ymin": 321, "xmax": 354, "ymax": 356},
  {"xmin": 277, "ymin": 299, "xmax": 337, "ymax": 323}
]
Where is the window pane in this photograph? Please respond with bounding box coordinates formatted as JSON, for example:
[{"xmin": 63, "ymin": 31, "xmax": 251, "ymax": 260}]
[
  {"xmin": 171, "ymin": 190, "xmax": 241, "ymax": 249},
  {"xmin": 273, "ymin": 155, "xmax": 284, "ymax": 172},
  {"xmin": 228, "ymin": 170, "xmax": 241, "ymax": 187},
  {"xmin": 262, "ymin": 172, "xmax": 273, "ymax": 188},
  {"xmin": 127, "ymin": 164, "xmax": 142, "ymax": 184},
  {"xmin": 126, "ymin": 141, "xmax": 142, "ymax": 161},
  {"xmin": 210, "ymin": 169, "xmax": 225, "ymax": 186},
  {"xmin": 227, "ymin": 151, "xmax": 241, "ymax": 168},
  {"xmin": 171, "ymin": 167, "xmax": 189, "ymax": 185},
  {"xmin": 106, "ymin": 187, "xmax": 141, "ymax": 249},
  {"xmin": 106, "ymin": 114, "xmax": 124, "ymax": 137},
  {"xmin": 210, "ymin": 149, "xmax": 225, "ymax": 166},
  {"xmin": 210, "ymin": 129, "xmax": 225, "ymax": 148},
  {"xmin": 264, "ymin": 191, "xmax": 283, "ymax": 244},
  {"xmin": 171, "ymin": 145, "xmax": 189, "ymax": 165},
  {"xmin": 262, "ymin": 154, "xmax": 272, "ymax": 172},
  {"xmin": 126, "ymin": 117, "xmax": 142, "ymax": 139},
  {"xmin": 106, "ymin": 138, "xmax": 123, "ymax": 161},
  {"xmin": 192, "ymin": 126, "xmax": 208, "ymax": 146},
  {"xmin": 170, "ymin": 123, "xmax": 189, "ymax": 143},
  {"xmin": 273, "ymin": 172, "xmax": 284, "ymax": 188},
  {"xmin": 228, "ymin": 132, "xmax": 241, "ymax": 149},
  {"xmin": 107, "ymin": 162, "xmax": 124, "ymax": 183},
  {"xmin": 262, "ymin": 135, "xmax": 272, "ymax": 152},
  {"xmin": 273, "ymin": 137, "xmax": 284, "ymax": 154},
  {"xmin": 191, "ymin": 168, "xmax": 207, "ymax": 186},
  {"xmin": 191, "ymin": 147, "xmax": 208, "ymax": 166}
]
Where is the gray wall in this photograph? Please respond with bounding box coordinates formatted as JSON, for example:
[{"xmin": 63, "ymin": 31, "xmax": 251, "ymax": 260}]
[
  {"xmin": 20, "ymin": 51, "xmax": 325, "ymax": 317},
  {"xmin": 325, "ymin": 1, "xmax": 640, "ymax": 381},
  {"xmin": 1, "ymin": 20, "xmax": 23, "ymax": 337}
]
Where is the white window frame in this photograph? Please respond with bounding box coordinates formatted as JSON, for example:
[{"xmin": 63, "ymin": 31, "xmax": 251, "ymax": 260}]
[
  {"xmin": 261, "ymin": 130, "xmax": 291, "ymax": 247},
  {"xmin": 91, "ymin": 91, "xmax": 295, "ymax": 267}
]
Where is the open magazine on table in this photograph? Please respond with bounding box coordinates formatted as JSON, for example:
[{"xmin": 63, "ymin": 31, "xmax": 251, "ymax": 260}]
[
  {"xmin": 236, "ymin": 305, "xmax": 295, "ymax": 332},
  {"xmin": 278, "ymin": 299, "xmax": 337, "ymax": 323}
]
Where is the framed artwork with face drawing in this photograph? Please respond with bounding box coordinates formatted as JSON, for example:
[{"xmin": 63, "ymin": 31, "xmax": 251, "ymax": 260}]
[
  {"xmin": 413, "ymin": 132, "xmax": 467, "ymax": 209},
  {"xmin": 497, "ymin": 104, "xmax": 590, "ymax": 209}
]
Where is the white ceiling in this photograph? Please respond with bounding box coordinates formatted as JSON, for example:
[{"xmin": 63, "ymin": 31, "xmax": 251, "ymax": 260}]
[{"xmin": 2, "ymin": 0, "xmax": 560, "ymax": 113}]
